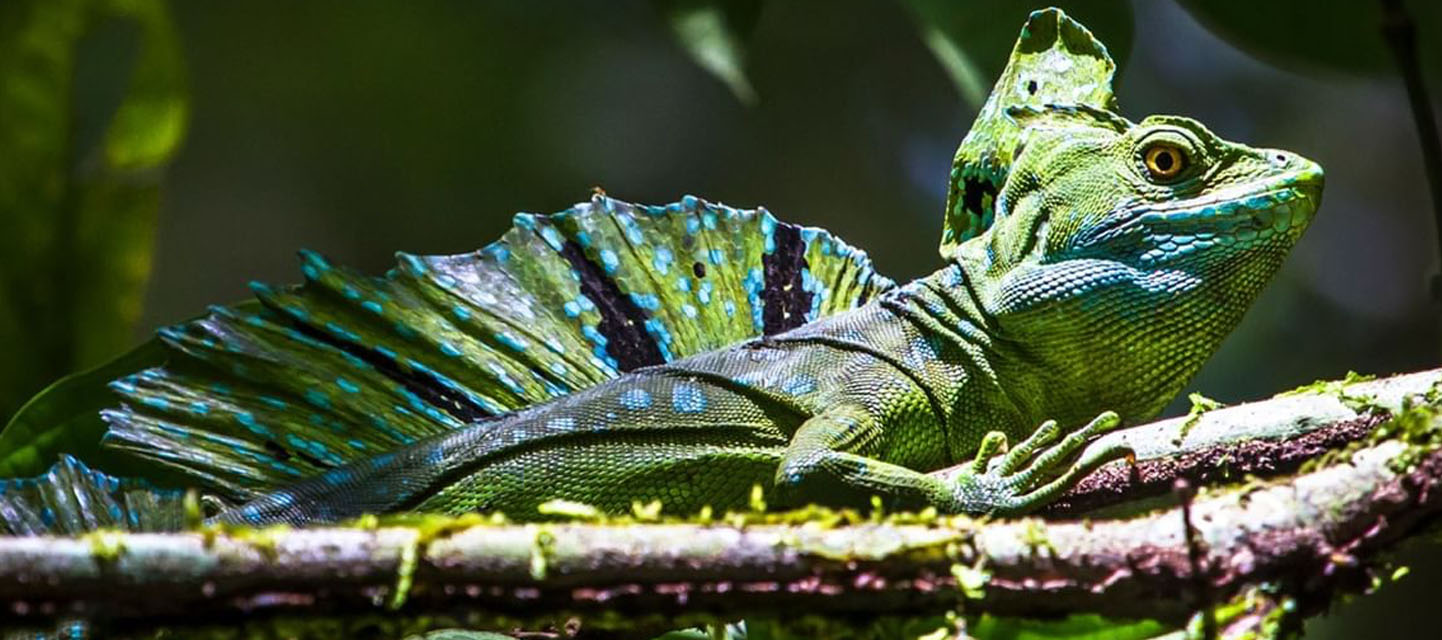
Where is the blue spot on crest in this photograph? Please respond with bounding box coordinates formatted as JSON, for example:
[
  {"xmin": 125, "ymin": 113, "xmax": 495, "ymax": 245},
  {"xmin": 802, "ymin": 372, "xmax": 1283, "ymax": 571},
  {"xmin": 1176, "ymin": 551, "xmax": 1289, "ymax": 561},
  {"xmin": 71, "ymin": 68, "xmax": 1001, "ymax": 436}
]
[
  {"xmin": 440, "ymin": 342, "xmax": 463, "ymax": 358},
  {"xmin": 629, "ymin": 292, "xmax": 661, "ymax": 311},
  {"xmin": 304, "ymin": 389, "xmax": 330, "ymax": 409},
  {"xmin": 652, "ymin": 247, "xmax": 674, "ymax": 274},
  {"xmin": 600, "ymin": 249, "xmax": 620, "ymax": 274},
  {"xmin": 743, "ymin": 267, "xmax": 764, "ymax": 331},
  {"xmin": 563, "ymin": 300, "xmax": 582, "ymax": 317},
  {"xmin": 485, "ymin": 243, "xmax": 511, "ymax": 262},
  {"xmin": 325, "ymin": 322, "xmax": 363, "ymax": 343},
  {"xmin": 400, "ymin": 253, "xmax": 427, "ymax": 276},
  {"xmin": 335, "ymin": 377, "xmax": 361, "ymax": 393},
  {"xmin": 621, "ymin": 216, "xmax": 645, "ymax": 244},
  {"xmin": 496, "ymin": 331, "xmax": 529, "ymax": 352},
  {"xmin": 540, "ymin": 225, "xmax": 565, "ymax": 250},
  {"xmin": 486, "ymin": 362, "xmax": 527, "ymax": 396},
  {"xmin": 581, "ymin": 324, "xmax": 607, "ymax": 346},
  {"xmin": 643, "ymin": 318, "xmax": 675, "ymax": 361},
  {"xmin": 362, "ymin": 300, "xmax": 383, "ymax": 314}
]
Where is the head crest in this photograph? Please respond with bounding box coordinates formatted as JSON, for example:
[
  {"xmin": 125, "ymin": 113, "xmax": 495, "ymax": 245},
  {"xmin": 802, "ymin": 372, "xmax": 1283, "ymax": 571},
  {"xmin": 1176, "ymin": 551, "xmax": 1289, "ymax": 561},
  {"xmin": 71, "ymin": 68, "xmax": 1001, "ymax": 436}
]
[
  {"xmin": 940, "ymin": 8, "xmax": 1119, "ymax": 259},
  {"xmin": 1004, "ymin": 103, "xmax": 1132, "ymax": 133}
]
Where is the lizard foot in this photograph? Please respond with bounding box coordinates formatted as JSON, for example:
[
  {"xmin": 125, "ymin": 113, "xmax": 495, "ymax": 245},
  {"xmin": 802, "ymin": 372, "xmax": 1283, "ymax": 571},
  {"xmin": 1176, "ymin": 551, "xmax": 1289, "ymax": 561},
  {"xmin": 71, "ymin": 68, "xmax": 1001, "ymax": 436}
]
[{"xmin": 949, "ymin": 411, "xmax": 1132, "ymax": 515}]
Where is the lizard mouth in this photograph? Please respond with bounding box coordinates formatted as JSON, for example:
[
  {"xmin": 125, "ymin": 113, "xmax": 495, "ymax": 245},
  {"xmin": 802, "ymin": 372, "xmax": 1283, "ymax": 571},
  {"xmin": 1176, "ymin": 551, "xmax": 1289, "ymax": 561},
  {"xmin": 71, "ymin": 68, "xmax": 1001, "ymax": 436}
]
[{"xmin": 1081, "ymin": 162, "xmax": 1324, "ymax": 265}]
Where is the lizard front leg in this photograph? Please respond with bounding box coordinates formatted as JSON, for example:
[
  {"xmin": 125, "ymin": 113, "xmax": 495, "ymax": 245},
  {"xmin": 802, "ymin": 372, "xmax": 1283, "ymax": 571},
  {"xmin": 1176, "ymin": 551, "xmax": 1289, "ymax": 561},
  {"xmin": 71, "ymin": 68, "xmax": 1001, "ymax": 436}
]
[
  {"xmin": 772, "ymin": 406, "xmax": 1131, "ymax": 515},
  {"xmin": 946, "ymin": 412, "xmax": 1133, "ymax": 515}
]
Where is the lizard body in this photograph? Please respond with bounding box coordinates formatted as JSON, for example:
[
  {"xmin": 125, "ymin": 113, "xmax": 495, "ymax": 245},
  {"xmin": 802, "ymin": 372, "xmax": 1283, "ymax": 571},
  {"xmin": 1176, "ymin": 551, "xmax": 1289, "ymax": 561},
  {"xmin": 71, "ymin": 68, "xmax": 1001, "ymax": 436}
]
[{"xmin": 0, "ymin": 9, "xmax": 1324, "ymax": 533}]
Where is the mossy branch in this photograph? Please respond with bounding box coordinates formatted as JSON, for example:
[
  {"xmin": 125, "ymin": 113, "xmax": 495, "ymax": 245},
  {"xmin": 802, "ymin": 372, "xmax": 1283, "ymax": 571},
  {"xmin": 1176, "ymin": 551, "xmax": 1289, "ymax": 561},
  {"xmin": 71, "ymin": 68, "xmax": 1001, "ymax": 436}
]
[{"xmin": 2, "ymin": 369, "xmax": 1442, "ymax": 638}]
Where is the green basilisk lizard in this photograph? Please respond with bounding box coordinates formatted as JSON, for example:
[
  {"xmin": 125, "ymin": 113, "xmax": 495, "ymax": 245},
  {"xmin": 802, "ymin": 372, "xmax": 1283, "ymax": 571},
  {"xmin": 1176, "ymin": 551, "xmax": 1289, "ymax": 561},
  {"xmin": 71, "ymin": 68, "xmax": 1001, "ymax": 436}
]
[{"xmin": 0, "ymin": 8, "xmax": 1323, "ymax": 533}]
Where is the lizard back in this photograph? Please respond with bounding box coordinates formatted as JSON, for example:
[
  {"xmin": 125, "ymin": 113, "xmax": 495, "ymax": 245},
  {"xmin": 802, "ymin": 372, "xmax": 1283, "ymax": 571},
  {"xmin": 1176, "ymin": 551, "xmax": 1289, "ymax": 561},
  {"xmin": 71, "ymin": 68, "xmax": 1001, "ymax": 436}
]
[{"xmin": 0, "ymin": 196, "xmax": 894, "ymax": 534}]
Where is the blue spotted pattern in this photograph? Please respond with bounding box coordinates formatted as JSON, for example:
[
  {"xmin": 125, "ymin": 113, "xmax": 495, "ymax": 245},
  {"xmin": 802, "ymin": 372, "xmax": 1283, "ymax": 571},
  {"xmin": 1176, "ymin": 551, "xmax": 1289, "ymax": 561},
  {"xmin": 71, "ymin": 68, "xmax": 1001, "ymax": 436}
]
[
  {"xmin": 619, "ymin": 388, "xmax": 653, "ymax": 410},
  {"xmin": 672, "ymin": 384, "xmax": 707, "ymax": 414}
]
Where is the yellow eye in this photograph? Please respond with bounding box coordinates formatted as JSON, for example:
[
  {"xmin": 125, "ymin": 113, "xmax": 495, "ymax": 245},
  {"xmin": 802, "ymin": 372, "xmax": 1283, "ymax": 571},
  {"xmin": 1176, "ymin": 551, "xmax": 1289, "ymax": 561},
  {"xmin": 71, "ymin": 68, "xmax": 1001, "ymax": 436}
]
[{"xmin": 1143, "ymin": 143, "xmax": 1187, "ymax": 181}]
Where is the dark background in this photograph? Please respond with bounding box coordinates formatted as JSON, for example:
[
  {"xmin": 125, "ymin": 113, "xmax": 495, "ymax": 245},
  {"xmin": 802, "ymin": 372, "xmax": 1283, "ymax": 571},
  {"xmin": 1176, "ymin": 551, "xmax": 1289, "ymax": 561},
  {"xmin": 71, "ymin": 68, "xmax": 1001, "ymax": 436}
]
[{"xmin": 79, "ymin": 0, "xmax": 1442, "ymax": 636}]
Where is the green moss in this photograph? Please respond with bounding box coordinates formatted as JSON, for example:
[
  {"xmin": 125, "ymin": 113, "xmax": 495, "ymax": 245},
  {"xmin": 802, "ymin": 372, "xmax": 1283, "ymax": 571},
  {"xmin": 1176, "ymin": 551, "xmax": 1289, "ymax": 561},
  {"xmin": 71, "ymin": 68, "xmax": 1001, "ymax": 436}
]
[
  {"xmin": 389, "ymin": 530, "xmax": 420, "ymax": 610},
  {"xmin": 529, "ymin": 527, "xmax": 555, "ymax": 580},
  {"xmin": 1175, "ymin": 392, "xmax": 1224, "ymax": 446},
  {"xmin": 1276, "ymin": 370, "xmax": 1377, "ymax": 398},
  {"xmin": 84, "ymin": 529, "xmax": 126, "ymax": 563}
]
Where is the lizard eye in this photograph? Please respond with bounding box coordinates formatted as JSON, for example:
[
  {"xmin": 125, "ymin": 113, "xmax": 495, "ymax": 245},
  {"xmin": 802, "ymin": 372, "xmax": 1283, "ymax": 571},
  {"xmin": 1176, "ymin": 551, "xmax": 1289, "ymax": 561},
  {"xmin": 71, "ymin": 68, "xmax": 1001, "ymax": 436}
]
[{"xmin": 1142, "ymin": 142, "xmax": 1188, "ymax": 182}]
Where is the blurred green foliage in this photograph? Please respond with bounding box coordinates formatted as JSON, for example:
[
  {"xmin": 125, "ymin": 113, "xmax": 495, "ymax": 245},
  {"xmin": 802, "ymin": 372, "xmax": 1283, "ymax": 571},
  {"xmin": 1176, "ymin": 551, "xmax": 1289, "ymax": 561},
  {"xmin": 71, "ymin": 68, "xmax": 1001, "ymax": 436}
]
[
  {"xmin": 0, "ymin": 0, "xmax": 187, "ymax": 423},
  {"xmin": 901, "ymin": 0, "xmax": 1132, "ymax": 108},
  {"xmin": 1177, "ymin": 0, "xmax": 1441, "ymax": 76},
  {"xmin": 653, "ymin": 0, "xmax": 763, "ymax": 104}
]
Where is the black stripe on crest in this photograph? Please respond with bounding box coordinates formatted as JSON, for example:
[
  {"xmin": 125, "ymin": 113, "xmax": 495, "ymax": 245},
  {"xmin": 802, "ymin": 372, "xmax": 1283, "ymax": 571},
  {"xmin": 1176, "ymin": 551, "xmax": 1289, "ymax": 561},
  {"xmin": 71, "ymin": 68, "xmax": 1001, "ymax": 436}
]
[
  {"xmin": 762, "ymin": 222, "xmax": 813, "ymax": 335},
  {"xmin": 280, "ymin": 314, "xmax": 493, "ymax": 423},
  {"xmin": 559, "ymin": 241, "xmax": 666, "ymax": 372}
]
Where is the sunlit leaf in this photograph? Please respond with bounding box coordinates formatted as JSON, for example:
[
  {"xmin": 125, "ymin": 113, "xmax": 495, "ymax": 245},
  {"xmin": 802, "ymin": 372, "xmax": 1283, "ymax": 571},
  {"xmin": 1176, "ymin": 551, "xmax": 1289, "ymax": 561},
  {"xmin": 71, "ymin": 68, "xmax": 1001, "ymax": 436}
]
[
  {"xmin": 0, "ymin": 338, "xmax": 165, "ymax": 478},
  {"xmin": 900, "ymin": 0, "xmax": 1132, "ymax": 109},
  {"xmin": 1177, "ymin": 0, "xmax": 1441, "ymax": 77},
  {"xmin": 652, "ymin": 0, "xmax": 762, "ymax": 104},
  {"xmin": 0, "ymin": 0, "xmax": 188, "ymax": 421}
]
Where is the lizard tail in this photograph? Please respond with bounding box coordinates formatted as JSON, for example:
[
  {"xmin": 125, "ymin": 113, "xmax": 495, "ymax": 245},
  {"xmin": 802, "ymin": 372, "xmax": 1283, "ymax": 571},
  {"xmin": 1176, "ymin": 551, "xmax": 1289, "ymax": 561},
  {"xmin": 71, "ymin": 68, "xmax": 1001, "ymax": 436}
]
[
  {"xmin": 0, "ymin": 455, "xmax": 185, "ymax": 535},
  {"xmin": 1, "ymin": 195, "xmax": 892, "ymax": 533}
]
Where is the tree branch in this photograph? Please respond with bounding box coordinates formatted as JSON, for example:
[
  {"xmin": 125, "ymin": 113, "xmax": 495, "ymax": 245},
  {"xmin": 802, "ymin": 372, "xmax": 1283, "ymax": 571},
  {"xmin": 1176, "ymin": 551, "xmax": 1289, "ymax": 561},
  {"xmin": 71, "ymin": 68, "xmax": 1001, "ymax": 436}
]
[{"xmin": 2, "ymin": 370, "xmax": 1441, "ymax": 638}]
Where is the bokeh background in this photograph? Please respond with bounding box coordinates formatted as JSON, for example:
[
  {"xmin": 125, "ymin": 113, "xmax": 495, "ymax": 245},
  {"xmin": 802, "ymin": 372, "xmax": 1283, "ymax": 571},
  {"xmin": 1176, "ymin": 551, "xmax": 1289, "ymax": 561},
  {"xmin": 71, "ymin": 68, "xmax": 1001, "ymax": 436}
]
[{"xmin": 4, "ymin": 0, "xmax": 1442, "ymax": 636}]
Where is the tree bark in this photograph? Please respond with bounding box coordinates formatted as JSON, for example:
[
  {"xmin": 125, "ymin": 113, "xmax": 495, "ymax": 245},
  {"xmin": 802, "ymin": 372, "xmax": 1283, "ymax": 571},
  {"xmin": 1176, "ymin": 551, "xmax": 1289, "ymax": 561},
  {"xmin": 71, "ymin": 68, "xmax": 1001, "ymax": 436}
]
[{"xmin": 2, "ymin": 369, "xmax": 1440, "ymax": 638}]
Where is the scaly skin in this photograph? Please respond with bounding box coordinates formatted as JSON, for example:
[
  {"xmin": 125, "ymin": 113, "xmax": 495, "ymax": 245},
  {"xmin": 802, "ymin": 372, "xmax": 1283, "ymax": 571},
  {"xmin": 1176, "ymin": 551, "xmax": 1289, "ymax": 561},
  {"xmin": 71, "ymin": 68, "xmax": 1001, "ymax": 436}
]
[
  {"xmin": 0, "ymin": 9, "xmax": 1326, "ymax": 532},
  {"xmin": 216, "ymin": 21, "xmax": 1324, "ymax": 525}
]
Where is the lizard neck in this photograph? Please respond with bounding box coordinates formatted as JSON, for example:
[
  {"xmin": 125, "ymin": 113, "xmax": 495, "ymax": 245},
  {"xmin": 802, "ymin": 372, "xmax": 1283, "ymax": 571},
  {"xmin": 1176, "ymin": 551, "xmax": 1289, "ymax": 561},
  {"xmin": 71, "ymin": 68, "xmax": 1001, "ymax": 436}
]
[{"xmin": 947, "ymin": 242, "xmax": 1257, "ymax": 430}]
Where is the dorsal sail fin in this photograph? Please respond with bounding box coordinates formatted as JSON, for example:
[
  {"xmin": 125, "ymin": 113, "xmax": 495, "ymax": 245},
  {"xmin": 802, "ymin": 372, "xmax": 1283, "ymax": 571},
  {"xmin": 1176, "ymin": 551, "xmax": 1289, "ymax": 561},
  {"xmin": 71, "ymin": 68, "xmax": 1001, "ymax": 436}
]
[
  {"xmin": 82, "ymin": 195, "xmax": 893, "ymax": 503},
  {"xmin": 939, "ymin": 7, "xmax": 1118, "ymax": 258}
]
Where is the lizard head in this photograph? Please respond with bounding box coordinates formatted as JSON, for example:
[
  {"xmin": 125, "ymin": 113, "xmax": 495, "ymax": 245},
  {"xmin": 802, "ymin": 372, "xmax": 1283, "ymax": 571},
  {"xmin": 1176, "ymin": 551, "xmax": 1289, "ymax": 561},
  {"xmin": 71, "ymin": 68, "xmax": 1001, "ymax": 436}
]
[{"xmin": 959, "ymin": 103, "xmax": 1323, "ymax": 423}]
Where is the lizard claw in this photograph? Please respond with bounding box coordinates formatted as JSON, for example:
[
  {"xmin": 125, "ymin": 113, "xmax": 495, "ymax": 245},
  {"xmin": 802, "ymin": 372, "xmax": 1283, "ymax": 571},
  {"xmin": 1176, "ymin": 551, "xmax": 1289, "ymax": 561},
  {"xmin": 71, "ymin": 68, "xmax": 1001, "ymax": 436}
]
[{"xmin": 951, "ymin": 411, "xmax": 1130, "ymax": 515}]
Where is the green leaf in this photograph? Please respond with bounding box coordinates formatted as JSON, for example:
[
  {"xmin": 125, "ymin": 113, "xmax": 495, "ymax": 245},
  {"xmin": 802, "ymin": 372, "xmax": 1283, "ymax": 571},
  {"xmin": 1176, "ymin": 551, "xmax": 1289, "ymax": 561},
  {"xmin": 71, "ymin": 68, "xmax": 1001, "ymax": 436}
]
[
  {"xmin": 900, "ymin": 0, "xmax": 1133, "ymax": 109},
  {"xmin": 0, "ymin": 338, "xmax": 166, "ymax": 478},
  {"xmin": 0, "ymin": 0, "xmax": 188, "ymax": 421},
  {"xmin": 652, "ymin": 0, "xmax": 762, "ymax": 104},
  {"xmin": 1176, "ymin": 0, "xmax": 1442, "ymax": 77}
]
